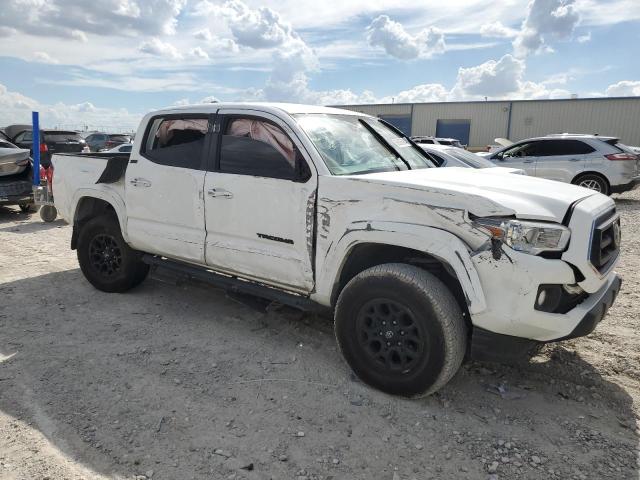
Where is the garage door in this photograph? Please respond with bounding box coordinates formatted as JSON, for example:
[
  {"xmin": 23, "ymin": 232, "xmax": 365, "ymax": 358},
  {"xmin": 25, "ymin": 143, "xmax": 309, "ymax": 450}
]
[
  {"xmin": 436, "ymin": 119, "xmax": 471, "ymax": 146},
  {"xmin": 379, "ymin": 115, "xmax": 412, "ymax": 136}
]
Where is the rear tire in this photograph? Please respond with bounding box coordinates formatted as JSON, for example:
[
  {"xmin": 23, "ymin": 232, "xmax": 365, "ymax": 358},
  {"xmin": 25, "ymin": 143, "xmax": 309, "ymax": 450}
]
[
  {"xmin": 77, "ymin": 215, "xmax": 149, "ymax": 292},
  {"xmin": 19, "ymin": 203, "xmax": 35, "ymax": 213},
  {"xmin": 334, "ymin": 263, "xmax": 467, "ymax": 397},
  {"xmin": 573, "ymin": 173, "xmax": 609, "ymax": 195}
]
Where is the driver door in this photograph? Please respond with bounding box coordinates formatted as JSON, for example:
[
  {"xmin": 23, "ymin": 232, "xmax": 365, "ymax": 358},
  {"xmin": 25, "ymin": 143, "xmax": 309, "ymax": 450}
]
[
  {"xmin": 203, "ymin": 110, "xmax": 317, "ymax": 293},
  {"xmin": 495, "ymin": 141, "xmax": 539, "ymax": 175}
]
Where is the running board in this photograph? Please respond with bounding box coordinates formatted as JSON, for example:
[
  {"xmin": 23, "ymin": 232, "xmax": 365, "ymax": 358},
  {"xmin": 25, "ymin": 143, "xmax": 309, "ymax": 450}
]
[{"xmin": 142, "ymin": 254, "xmax": 325, "ymax": 313}]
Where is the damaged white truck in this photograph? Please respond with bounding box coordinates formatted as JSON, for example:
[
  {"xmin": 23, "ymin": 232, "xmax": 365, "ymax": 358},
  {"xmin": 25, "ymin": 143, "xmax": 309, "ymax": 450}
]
[{"xmin": 52, "ymin": 103, "xmax": 622, "ymax": 397}]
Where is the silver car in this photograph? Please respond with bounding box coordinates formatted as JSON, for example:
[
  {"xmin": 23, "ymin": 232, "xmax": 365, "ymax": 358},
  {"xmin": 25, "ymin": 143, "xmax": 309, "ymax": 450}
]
[
  {"xmin": 486, "ymin": 134, "xmax": 640, "ymax": 195},
  {"xmin": 419, "ymin": 144, "xmax": 503, "ymax": 169}
]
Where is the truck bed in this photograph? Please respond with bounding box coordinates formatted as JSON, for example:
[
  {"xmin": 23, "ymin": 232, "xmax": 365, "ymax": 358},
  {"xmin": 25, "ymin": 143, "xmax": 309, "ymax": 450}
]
[{"xmin": 52, "ymin": 152, "xmax": 130, "ymax": 223}]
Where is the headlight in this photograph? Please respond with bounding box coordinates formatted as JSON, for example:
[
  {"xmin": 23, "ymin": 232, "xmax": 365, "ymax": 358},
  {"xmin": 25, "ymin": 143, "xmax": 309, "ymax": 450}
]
[{"xmin": 474, "ymin": 218, "xmax": 570, "ymax": 255}]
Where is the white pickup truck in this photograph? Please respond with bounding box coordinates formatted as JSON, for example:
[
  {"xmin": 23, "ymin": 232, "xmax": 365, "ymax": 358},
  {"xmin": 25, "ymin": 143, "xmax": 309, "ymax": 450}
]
[{"xmin": 53, "ymin": 103, "xmax": 622, "ymax": 397}]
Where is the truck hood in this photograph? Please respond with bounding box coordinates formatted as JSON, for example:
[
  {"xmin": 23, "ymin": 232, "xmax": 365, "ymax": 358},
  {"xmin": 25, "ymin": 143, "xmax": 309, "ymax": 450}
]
[{"xmin": 353, "ymin": 167, "xmax": 596, "ymax": 222}]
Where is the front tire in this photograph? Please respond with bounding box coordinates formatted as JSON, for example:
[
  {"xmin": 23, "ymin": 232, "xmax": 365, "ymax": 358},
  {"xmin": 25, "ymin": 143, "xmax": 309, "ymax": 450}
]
[
  {"xmin": 334, "ymin": 263, "xmax": 467, "ymax": 397},
  {"xmin": 77, "ymin": 215, "xmax": 149, "ymax": 292}
]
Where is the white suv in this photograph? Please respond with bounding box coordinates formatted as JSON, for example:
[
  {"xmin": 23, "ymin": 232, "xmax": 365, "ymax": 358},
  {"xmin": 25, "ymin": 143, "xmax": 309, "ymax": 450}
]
[{"xmin": 487, "ymin": 134, "xmax": 640, "ymax": 195}]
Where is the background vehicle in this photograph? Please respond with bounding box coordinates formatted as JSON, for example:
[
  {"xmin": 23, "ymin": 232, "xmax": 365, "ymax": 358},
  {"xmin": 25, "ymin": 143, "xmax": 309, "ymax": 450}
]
[
  {"xmin": 479, "ymin": 137, "xmax": 514, "ymax": 155},
  {"xmin": 101, "ymin": 143, "xmax": 133, "ymax": 153},
  {"xmin": 85, "ymin": 133, "xmax": 132, "ymax": 152},
  {"xmin": 11, "ymin": 129, "xmax": 89, "ymax": 167},
  {"xmin": 487, "ymin": 134, "xmax": 639, "ymax": 195},
  {"xmin": 0, "ymin": 138, "xmax": 34, "ymax": 212},
  {"xmin": 52, "ymin": 103, "xmax": 622, "ymax": 397},
  {"xmin": 0, "ymin": 139, "xmax": 30, "ymax": 177},
  {"xmin": 412, "ymin": 136, "xmax": 465, "ymax": 148},
  {"xmin": 418, "ymin": 143, "xmax": 516, "ymax": 170}
]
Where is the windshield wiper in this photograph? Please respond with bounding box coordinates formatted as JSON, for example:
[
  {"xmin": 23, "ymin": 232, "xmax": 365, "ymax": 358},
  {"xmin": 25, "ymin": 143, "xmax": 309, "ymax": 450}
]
[
  {"xmin": 377, "ymin": 118, "xmax": 436, "ymax": 167},
  {"xmin": 358, "ymin": 119, "xmax": 411, "ymax": 170}
]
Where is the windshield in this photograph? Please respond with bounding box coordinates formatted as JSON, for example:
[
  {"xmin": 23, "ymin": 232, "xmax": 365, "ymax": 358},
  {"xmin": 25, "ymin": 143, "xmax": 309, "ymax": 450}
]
[
  {"xmin": 445, "ymin": 148, "xmax": 496, "ymax": 168},
  {"xmin": 295, "ymin": 114, "xmax": 434, "ymax": 175}
]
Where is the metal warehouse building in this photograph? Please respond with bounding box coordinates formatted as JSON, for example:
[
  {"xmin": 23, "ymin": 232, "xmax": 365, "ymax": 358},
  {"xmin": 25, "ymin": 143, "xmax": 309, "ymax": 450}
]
[{"xmin": 336, "ymin": 96, "xmax": 640, "ymax": 150}]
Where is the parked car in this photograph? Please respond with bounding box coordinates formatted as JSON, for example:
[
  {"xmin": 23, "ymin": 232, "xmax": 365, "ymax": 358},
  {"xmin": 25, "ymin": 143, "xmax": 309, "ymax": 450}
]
[
  {"xmin": 412, "ymin": 136, "xmax": 465, "ymax": 148},
  {"xmin": 486, "ymin": 134, "xmax": 639, "ymax": 195},
  {"xmin": 0, "ymin": 139, "xmax": 30, "ymax": 177},
  {"xmin": 10, "ymin": 128, "xmax": 89, "ymax": 167},
  {"xmin": 418, "ymin": 144, "xmax": 516, "ymax": 170},
  {"xmin": 0, "ymin": 138, "xmax": 34, "ymax": 212},
  {"xmin": 101, "ymin": 143, "xmax": 133, "ymax": 153},
  {"xmin": 52, "ymin": 103, "xmax": 621, "ymax": 397},
  {"xmin": 479, "ymin": 137, "xmax": 514, "ymax": 155},
  {"xmin": 85, "ymin": 133, "xmax": 132, "ymax": 152}
]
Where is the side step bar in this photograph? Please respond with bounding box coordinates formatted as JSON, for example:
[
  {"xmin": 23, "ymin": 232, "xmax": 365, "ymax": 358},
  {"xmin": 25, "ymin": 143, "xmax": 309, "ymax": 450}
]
[{"xmin": 142, "ymin": 254, "xmax": 326, "ymax": 313}]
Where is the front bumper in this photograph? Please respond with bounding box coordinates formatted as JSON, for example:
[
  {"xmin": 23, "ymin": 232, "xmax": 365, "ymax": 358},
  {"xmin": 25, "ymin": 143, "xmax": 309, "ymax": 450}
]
[{"xmin": 471, "ymin": 274, "xmax": 621, "ymax": 362}]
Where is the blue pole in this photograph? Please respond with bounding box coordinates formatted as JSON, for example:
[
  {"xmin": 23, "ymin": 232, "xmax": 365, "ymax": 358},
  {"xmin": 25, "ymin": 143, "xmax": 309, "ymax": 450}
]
[{"xmin": 32, "ymin": 111, "xmax": 40, "ymax": 185}]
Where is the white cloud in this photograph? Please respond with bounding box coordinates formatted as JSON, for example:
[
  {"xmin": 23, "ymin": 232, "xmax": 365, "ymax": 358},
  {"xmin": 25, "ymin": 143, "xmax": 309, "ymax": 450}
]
[
  {"xmin": 0, "ymin": 0, "xmax": 187, "ymax": 39},
  {"xmin": 577, "ymin": 31, "xmax": 591, "ymax": 42},
  {"xmin": 366, "ymin": 15, "xmax": 445, "ymax": 60},
  {"xmin": 480, "ymin": 21, "xmax": 518, "ymax": 38},
  {"xmin": 0, "ymin": 83, "xmax": 141, "ymax": 131},
  {"xmin": 220, "ymin": 0, "xmax": 297, "ymax": 48},
  {"xmin": 32, "ymin": 52, "xmax": 59, "ymax": 64},
  {"xmin": 189, "ymin": 47, "xmax": 209, "ymax": 60},
  {"xmin": 605, "ymin": 80, "xmax": 640, "ymax": 97},
  {"xmin": 453, "ymin": 54, "xmax": 524, "ymax": 97},
  {"xmin": 138, "ymin": 38, "xmax": 182, "ymax": 59},
  {"xmin": 513, "ymin": 0, "xmax": 581, "ymax": 57},
  {"xmin": 193, "ymin": 28, "xmax": 213, "ymax": 41},
  {"xmin": 380, "ymin": 84, "xmax": 450, "ymax": 103}
]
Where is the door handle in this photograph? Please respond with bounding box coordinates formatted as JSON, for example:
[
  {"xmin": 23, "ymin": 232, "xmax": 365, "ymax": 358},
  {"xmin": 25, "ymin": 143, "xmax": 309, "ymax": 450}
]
[
  {"xmin": 207, "ymin": 188, "xmax": 233, "ymax": 199},
  {"xmin": 569, "ymin": 158, "xmax": 581, "ymax": 162},
  {"xmin": 523, "ymin": 159, "xmax": 534, "ymax": 163},
  {"xmin": 129, "ymin": 177, "xmax": 152, "ymax": 188}
]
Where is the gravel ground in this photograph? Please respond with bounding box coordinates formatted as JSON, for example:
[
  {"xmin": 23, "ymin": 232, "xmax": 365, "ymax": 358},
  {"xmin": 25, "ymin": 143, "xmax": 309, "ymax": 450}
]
[{"xmin": 0, "ymin": 191, "xmax": 638, "ymax": 480}]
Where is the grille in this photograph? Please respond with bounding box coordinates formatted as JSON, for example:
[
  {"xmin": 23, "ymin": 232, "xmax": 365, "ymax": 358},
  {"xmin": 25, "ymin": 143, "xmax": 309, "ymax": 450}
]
[{"xmin": 589, "ymin": 209, "xmax": 620, "ymax": 273}]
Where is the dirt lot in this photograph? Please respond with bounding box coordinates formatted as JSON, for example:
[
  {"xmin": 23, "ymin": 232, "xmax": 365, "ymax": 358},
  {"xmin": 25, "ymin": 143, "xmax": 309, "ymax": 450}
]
[{"xmin": 0, "ymin": 192, "xmax": 639, "ymax": 480}]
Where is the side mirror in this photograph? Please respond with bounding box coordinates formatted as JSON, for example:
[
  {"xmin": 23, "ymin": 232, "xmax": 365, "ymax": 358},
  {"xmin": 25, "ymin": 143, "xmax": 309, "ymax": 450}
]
[{"xmin": 495, "ymin": 151, "xmax": 504, "ymax": 161}]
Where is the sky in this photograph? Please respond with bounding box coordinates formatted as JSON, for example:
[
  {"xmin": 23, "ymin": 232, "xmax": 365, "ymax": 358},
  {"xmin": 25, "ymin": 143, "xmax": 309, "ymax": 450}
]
[{"xmin": 0, "ymin": 0, "xmax": 639, "ymax": 131}]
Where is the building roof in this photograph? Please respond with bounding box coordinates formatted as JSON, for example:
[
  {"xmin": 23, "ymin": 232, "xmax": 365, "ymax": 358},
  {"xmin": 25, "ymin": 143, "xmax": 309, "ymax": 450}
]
[{"xmin": 334, "ymin": 96, "xmax": 640, "ymax": 109}]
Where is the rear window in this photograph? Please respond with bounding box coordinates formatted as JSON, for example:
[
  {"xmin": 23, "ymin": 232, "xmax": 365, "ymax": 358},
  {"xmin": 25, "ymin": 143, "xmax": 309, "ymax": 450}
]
[
  {"xmin": 143, "ymin": 116, "xmax": 208, "ymax": 169},
  {"xmin": 44, "ymin": 131, "xmax": 85, "ymax": 142},
  {"xmin": 611, "ymin": 141, "xmax": 636, "ymax": 154},
  {"xmin": 109, "ymin": 135, "xmax": 131, "ymax": 142}
]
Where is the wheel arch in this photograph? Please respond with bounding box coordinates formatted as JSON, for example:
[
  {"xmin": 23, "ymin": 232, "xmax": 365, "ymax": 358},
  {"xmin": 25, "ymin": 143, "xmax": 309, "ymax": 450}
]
[
  {"xmin": 71, "ymin": 193, "xmax": 127, "ymax": 249},
  {"xmin": 317, "ymin": 226, "xmax": 487, "ymax": 318},
  {"xmin": 571, "ymin": 171, "xmax": 610, "ymax": 191}
]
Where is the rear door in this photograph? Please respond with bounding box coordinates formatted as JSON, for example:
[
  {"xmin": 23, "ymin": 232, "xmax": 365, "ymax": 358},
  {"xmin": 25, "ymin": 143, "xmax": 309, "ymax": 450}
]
[
  {"xmin": 124, "ymin": 113, "xmax": 212, "ymax": 264},
  {"xmin": 534, "ymin": 139, "xmax": 590, "ymax": 183},
  {"xmin": 203, "ymin": 110, "xmax": 317, "ymax": 292}
]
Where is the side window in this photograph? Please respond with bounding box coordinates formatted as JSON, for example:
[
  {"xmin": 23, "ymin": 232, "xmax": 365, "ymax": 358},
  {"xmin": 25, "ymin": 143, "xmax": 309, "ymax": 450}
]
[
  {"xmin": 428, "ymin": 152, "xmax": 446, "ymax": 167},
  {"xmin": 219, "ymin": 117, "xmax": 299, "ymax": 180},
  {"xmin": 142, "ymin": 116, "xmax": 208, "ymax": 169},
  {"xmin": 16, "ymin": 131, "xmax": 32, "ymax": 143},
  {"xmin": 556, "ymin": 140, "xmax": 596, "ymax": 155},
  {"xmin": 502, "ymin": 142, "xmax": 536, "ymax": 158}
]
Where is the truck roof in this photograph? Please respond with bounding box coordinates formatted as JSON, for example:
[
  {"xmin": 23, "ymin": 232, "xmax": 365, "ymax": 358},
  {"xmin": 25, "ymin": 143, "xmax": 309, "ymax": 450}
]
[{"xmin": 156, "ymin": 102, "xmax": 367, "ymax": 117}]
